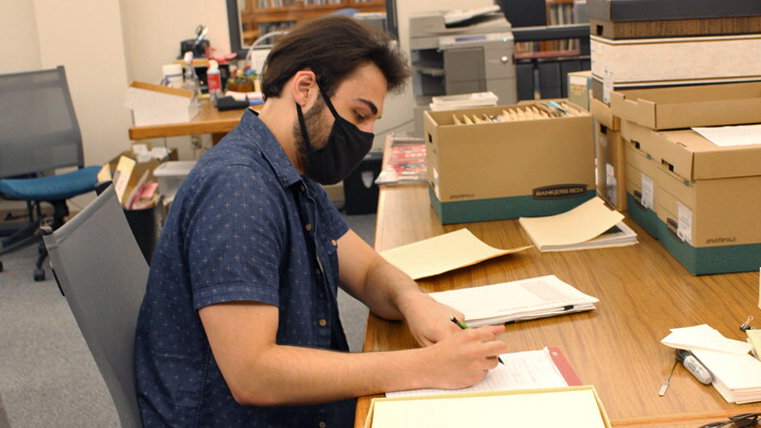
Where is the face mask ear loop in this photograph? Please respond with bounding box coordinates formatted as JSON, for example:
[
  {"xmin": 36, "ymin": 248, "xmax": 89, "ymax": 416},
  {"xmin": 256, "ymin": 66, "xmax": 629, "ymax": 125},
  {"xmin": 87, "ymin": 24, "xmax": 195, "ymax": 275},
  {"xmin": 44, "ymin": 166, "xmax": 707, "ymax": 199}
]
[
  {"xmin": 295, "ymin": 103, "xmax": 315, "ymax": 152},
  {"xmin": 317, "ymin": 80, "xmax": 341, "ymax": 119}
]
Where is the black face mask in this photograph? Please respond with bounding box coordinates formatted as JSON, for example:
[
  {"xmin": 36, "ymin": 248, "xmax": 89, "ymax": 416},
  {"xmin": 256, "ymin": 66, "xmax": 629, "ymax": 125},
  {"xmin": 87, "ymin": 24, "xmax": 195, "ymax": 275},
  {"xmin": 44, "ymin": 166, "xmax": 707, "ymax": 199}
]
[{"xmin": 295, "ymin": 81, "xmax": 375, "ymax": 185}]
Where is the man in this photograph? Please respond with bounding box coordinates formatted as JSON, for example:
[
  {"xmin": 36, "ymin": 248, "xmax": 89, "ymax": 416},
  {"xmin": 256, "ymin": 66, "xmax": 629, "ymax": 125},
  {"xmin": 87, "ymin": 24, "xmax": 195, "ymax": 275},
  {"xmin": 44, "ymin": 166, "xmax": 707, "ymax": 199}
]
[{"xmin": 135, "ymin": 15, "xmax": 508, "ymax": 428}]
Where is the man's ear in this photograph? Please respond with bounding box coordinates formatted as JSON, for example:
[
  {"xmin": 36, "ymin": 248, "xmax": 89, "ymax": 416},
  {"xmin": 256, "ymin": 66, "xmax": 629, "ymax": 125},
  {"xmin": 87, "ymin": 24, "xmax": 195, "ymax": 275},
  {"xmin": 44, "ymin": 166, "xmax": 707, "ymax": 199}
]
[{"xmin": 292, "ymin": 70, "xmax": 317, "ymax": 108}]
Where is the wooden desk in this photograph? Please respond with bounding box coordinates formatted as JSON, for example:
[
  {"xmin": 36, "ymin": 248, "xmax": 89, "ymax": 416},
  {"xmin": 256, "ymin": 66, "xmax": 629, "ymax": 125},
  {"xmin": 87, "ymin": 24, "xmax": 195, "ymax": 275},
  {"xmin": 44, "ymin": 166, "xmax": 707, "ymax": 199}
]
[
  {"xmin": 355, "ymin": 183, "xmax": 761, "ymax": 428},
  {"xmin": 128, "ymin": 100, "xmax": 249, "ymax": 141}
]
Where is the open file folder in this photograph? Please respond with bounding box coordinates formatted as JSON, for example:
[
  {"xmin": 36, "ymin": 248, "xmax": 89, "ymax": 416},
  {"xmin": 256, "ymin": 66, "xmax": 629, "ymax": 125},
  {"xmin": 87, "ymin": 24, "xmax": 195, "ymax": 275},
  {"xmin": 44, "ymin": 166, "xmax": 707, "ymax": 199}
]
[
  {"xmin": 519, "ymin": 197, "xmax": 637, "ymax": 251},
  {"xmin": 429, "ymin": 275, "xmax": 599, "ymax": 327}
]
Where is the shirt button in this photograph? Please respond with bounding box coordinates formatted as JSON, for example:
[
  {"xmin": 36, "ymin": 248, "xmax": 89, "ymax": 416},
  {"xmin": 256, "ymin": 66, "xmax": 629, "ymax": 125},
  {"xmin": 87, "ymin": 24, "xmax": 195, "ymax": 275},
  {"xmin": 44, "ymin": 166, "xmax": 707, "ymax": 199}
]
[
  {"xmin": 315, "ymin": 268, "xmax": 322, "ymax": 276},
  {"xmin": 300, "ymin": 184, "xmax": 306, "ymax": 192},
  {"xmin": 318, "ymin": 422, "xmax": 326, "ymax": 428},
  {"xmin": 331, "ymin": 239, "xmax": 337, "ymax": 246},
  {"xmin": 318, "ymin": 319, "xmax": 327, "ymax": 327},
  {"xmin": 305, "ymin": 223, "xmax": 312, "ymax": 231}
]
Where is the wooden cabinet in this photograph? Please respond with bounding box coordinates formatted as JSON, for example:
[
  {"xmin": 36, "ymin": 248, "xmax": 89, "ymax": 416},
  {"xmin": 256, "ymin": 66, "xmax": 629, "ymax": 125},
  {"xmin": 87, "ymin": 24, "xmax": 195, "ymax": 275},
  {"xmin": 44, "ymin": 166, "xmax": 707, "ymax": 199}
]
[{"xmin": 240, "ymin": 0, "xmax": 386, "ymax": 45}]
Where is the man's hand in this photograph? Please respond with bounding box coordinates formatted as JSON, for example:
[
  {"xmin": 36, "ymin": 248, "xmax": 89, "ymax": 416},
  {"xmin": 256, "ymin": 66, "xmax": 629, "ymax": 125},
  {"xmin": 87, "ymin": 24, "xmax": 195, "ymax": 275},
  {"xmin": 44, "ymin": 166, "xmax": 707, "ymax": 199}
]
[
  {"xmin": 421, "ymin": 324, "xmax": 508, "ymax": 390},
  {"xmin": 399, "ymin": 291, "xmax": 465, "ymax": 347}
]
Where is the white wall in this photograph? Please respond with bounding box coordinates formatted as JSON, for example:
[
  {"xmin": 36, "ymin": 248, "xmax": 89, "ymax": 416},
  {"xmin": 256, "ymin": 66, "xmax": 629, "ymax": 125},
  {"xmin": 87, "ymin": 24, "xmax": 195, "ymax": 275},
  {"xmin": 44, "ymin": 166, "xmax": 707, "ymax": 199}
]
[
  {"xmin": 0, "ymin": 0, "xmax": 41, "ymax": 74},
  {"xmin": 373, "ymin": 0, "xmax": 493, "ymax": 149}
]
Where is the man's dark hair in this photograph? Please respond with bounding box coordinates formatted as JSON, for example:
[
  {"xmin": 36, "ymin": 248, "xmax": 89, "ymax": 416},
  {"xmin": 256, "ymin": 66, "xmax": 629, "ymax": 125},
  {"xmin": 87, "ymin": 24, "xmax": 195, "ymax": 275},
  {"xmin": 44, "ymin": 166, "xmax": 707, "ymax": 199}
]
[{"xmin": 261, "ymin": 15, "xmax": 410, "ymax": 100}]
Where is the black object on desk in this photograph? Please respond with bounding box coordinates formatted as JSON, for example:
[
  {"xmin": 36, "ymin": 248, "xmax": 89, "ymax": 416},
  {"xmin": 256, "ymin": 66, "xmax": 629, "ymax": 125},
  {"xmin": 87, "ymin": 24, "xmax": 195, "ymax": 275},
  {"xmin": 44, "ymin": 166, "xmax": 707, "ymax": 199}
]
[
  {"xmin": 344, "ymin": 152, "xmax": 382, "ymax": 215},
  {"xmin": 216, "ymin": 96, "xmax": 250, "ymax": 111}
]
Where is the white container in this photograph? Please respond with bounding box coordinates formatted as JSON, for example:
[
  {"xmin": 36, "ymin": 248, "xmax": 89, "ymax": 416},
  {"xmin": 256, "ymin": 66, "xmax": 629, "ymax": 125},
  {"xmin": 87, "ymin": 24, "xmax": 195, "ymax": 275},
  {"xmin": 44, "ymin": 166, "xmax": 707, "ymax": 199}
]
[{"xmin": 153, "ymin": 161, "xmax": 197, "ymax": 201}]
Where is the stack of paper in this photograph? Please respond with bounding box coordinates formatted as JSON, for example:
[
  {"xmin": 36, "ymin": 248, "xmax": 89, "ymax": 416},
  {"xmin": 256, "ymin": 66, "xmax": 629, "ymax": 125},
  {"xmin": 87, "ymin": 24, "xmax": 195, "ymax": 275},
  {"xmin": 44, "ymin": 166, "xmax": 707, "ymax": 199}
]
[
  {"xmin": 429, "ymin": 275, "xmax": 599, "ymax": 327},
  {"xmin": 519, "ymin": 197, "xmax": 637, "ymax": 252},
  {"xmin": 662, "ymin": 325, "xmax": 761, "ymax": 404}
]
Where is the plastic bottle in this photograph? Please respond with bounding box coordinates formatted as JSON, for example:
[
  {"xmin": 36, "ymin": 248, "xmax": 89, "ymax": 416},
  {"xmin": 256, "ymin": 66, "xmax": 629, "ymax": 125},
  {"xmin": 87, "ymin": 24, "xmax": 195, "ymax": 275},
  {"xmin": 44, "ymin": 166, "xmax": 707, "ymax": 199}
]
[
  {"xmin": 207, "ymin": 59, "xmax": 222, "ymax": 104},
  {"xmin": 182, "ymin": 51, "xmax": 200, "ymax": 105}
]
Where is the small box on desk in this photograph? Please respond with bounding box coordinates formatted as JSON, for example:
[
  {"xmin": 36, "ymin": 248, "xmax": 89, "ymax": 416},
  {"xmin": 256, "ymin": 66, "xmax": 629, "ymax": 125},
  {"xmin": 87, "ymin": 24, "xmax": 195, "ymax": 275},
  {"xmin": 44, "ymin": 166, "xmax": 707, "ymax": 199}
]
[
  {"xmin": 610, "ymin": 81, "xmax": 761, "ymax": 130},
  {"xmin": 124, "ymin": 81, "xmax": 199, "ymax": 126},
  {"xmin": 424, "ymin": 101, "xmax": 595, "ymax": 225},
  {"xmin": 650, "ymin": 129, "xmax": 761, "ymax": 275}
]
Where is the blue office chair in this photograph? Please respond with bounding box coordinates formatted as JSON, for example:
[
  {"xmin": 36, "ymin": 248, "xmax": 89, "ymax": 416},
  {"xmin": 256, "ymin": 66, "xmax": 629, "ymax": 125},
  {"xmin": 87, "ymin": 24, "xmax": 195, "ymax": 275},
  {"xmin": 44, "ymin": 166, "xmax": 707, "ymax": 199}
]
[{"xmin": 0, "ymin": 66, "xmax": 101, "ymax": 281}]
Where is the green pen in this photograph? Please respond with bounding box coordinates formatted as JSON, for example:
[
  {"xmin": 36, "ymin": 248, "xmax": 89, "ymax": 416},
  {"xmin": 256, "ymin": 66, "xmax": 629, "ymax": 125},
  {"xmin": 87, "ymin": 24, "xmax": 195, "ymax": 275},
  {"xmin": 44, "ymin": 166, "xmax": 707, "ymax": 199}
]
[{"xmin": 450, "ymin": 316, "xmax": 504, "ymax": 365}]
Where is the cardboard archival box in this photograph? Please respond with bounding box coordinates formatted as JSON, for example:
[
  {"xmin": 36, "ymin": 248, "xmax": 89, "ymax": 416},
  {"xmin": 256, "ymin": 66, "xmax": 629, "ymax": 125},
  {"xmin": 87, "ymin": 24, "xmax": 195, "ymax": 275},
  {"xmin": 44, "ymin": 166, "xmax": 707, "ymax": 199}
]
[
  {"xmin": 589, "ymin": 16, "xmax": 761, "ymax": 40},
  {"xmin": 649, "ymin": 129, "xmax": 761, "ymax": 275},
  {"xmin": 624, "ymin": 138, "xmax": 659, "ymax": 239},
  {"xmin": 424, "ymin": 102, "xmax": 595, "ymax": 224},
  {"xmin": 124, "ymin": 81, "xmax": 200, "ymax": 127},
  {"xmin": 595, "ymin": 121, "xmax": 626, "ymax": 211},
  {"xmin": 610, "ymin": 81, "xmax": 761, "ymax": 130},
  {"xmin": 620, "ymin": 120, "xmax": 661, "ymax": 159},
  {"xmin": 586, "ymin": 0, "xmax": 761, "ymax": 22},
  {"xmin": 591, "ymin": 34, "xmax": 761, "ymax": 87},
  {"xmin": 568, "ymin": 70, "xmax": 593, "ymax": 112}
]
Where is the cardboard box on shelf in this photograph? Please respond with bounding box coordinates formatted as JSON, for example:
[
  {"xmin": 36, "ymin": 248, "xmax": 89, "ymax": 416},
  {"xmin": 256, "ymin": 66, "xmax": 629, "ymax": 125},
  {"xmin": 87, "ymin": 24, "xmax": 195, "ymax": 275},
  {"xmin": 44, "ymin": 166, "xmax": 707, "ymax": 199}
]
[
  {"xmin": 610, "ymin": 81, "xmax": 761, "ymax": 130},
  {"xmin": 649, "ymin": 129, "xmax": 761, "ymax": 275},
  {"xmin": 624, "ymin": 139, "xmax": 659, "ymax": 238},
  {"xmin": 423, "ymin": 101, "xmax": 595, "ymax": 224},
  {"xmin": 589, "ymin": 16, "xmax": 761, "ymax": 40},
  {"xmin": 568, "ymin": 70, "xmax": 593, "ymax": 112},
  {"xmin": 591, "ymin": 34, "xmax": 761, "ymax": 88}
]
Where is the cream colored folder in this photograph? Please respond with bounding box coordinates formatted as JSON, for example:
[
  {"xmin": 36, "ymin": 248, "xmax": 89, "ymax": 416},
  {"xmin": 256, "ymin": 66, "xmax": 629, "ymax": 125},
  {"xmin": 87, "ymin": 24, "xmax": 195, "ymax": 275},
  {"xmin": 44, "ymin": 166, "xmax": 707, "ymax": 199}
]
[
  {"xmin": 519, "ymin": 197, "xmax": 630, "ymax": 251},
  {"xmin": 365, "ymin": 386, "xmax": 612, "ymax": 428},
  {"xmin": 379, "ymin": 229, "xmax": 530, "ymax": 280}
]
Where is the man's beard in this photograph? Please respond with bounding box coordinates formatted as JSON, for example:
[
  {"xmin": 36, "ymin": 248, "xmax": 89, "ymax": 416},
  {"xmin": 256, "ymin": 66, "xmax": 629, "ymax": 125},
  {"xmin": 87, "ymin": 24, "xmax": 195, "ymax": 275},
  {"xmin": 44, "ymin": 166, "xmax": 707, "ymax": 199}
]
[{"xmin": 293, "ymin": 96, "xmax": 330, "ymax": 177}]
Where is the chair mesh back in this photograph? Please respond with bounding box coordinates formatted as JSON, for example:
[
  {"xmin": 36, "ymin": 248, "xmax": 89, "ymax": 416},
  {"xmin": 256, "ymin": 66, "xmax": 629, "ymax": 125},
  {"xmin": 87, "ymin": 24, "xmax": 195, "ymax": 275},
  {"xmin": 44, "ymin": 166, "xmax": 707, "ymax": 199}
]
[
  {"xmin": 0, "ymin": 66, "xmax": 84, "ymax": 179},
  {"xmin": 43, "ymin": 186, "xmax": 147, "ymax": 428}
]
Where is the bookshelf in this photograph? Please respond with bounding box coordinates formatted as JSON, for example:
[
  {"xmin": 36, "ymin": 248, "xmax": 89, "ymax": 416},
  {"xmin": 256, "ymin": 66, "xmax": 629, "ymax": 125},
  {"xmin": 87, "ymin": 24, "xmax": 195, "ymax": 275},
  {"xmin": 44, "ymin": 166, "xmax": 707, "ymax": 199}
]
[{"xmin": 240, "ymin": 0, "xmax": 386, "ymax": 45}]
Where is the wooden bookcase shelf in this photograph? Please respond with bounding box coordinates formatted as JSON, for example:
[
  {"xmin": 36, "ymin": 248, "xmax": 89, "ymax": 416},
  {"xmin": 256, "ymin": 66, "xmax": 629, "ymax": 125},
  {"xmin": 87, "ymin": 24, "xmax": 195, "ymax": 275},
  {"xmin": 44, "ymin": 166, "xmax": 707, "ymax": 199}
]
[{"xmin": 240, "ymin": 0, "xmax": 385, "ymax": 43}]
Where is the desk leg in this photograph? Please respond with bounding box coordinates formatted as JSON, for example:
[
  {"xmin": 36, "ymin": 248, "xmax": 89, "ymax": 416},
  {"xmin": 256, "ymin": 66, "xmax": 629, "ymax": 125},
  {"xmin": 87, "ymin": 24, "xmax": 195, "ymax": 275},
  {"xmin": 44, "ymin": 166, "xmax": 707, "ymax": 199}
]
[{"xmin": 212, "ymin": 132, "xmax": 226, "ymax": 146}]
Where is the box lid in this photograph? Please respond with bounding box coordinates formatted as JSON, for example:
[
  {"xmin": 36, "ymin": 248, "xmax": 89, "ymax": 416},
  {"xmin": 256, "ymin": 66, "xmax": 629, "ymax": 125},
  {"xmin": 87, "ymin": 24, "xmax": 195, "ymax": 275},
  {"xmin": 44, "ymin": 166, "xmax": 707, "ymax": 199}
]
[
  {"xmin": 586, "ymin": 0, "xmax": 761, "ymax": 22},
  {"xmin": 652, "ymin": 129, "xmax": 761, "ymax": 181},
  {"xmin": 610, "ymin": 82, "xmax": 761, "ymax": 130},
  {"xmin": 153, "ymin": 161, "xmax": 197, "ymax": 177}
]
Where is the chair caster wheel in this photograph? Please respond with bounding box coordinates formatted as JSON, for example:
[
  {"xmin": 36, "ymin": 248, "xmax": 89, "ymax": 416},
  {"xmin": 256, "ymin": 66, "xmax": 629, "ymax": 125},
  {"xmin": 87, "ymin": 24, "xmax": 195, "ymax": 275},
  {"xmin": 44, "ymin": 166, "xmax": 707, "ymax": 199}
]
[{"xmin": 34, "ymin": 268, "xmax": 45, "ymax": 282}]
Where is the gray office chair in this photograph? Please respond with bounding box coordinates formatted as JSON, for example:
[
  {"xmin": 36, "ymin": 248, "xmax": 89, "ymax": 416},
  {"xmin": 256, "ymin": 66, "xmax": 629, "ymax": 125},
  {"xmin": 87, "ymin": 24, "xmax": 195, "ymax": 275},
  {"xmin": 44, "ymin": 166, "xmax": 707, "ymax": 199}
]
[
  {"xmin": 43, "ymin": 185, "xmax": 146, "ymax": 428},
  {"xmin": 0, "ymin": 66, "xmax": 101, "ymax": 281}
]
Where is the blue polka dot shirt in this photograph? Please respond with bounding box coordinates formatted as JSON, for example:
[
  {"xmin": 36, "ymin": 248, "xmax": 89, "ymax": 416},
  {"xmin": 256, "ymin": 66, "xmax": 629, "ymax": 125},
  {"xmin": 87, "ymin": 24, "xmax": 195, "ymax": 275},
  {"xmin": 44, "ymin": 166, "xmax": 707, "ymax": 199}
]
[{"xmin": 135, "ymin": 110, "xmax": 354, "ymax": 428}]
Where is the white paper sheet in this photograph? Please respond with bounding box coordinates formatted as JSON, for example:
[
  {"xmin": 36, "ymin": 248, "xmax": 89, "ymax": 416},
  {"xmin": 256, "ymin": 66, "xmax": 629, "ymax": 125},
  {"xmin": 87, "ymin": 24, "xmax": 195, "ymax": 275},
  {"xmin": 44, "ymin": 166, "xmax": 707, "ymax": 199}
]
[
  {"xmin": 693, "ymin": 124, "xmax": 761, "ymax": 147},
  {"xmin": 386, "ymin": 349, "xmax": 567, "ymax": 398},
  {"xmin": 661, "ymin": 324, "xmax": 752, "ymax": 355}
]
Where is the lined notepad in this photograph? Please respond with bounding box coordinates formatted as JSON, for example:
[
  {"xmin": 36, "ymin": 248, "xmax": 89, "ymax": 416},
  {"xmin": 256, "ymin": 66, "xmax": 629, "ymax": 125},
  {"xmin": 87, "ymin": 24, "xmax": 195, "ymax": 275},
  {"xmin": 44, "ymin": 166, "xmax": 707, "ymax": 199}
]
[{"xmin": 386, "ymin": 348, "xmax": 572, "ymax": 399}]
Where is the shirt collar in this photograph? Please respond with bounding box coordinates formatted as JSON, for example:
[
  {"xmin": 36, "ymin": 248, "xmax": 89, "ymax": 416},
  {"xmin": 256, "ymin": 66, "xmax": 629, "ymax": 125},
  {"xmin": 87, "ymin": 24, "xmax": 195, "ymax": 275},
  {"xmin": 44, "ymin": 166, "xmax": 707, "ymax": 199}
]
[{"xmin": 239, "ymin": 109, "xmax": 304, "ymax": 189}]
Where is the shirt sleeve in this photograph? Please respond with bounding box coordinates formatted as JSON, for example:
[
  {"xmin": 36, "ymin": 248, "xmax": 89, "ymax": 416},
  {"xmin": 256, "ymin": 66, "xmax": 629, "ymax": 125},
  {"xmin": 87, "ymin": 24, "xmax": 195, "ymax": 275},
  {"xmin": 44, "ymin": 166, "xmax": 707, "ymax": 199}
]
[{"xmin": 182, "ymin": 163, "xmax": 286, "ymax": 310}]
